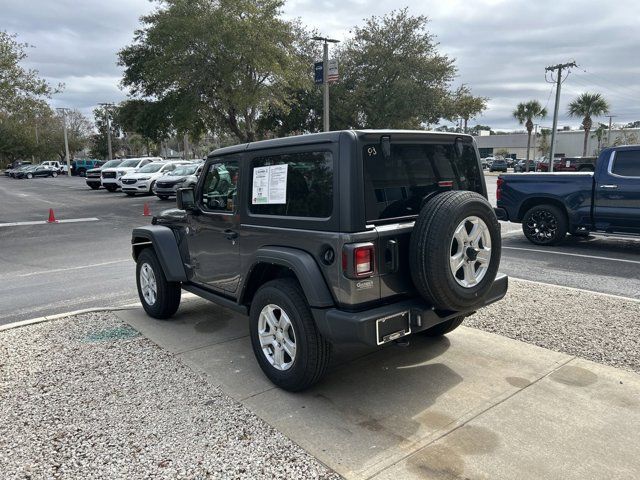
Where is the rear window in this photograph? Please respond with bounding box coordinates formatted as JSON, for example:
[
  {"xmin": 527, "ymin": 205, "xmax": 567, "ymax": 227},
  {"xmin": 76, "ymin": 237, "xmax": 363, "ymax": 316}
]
[
  {"xmin": 249, "ymin": 151, "xmax": 333, "ymax": 218},
  {"xmin": 612, "ymin": 150, "xmax": 640, "ymax": 177},
  {"xmin": 363, "ymin": 142, "xmax": 482, "ymax": 222}
]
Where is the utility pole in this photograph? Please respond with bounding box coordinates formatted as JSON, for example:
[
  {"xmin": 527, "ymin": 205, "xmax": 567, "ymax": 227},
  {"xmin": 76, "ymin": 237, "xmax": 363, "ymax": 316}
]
[
  {"xmin": 532, "ymin": 124, "xmax": 539, "ymax": 165},
  {"xmin": 312, "ymin": 36, "xmax": 340, "ymax": 132},
  {"xmin": 545, "ymin": 61, "xmax": 576, "ymax": 172},
  {"xmin": 605, "ymin": 115, "xmax": 616, "ymax": 147},
  {"xmin": 56, "ymin": 108, "xmax": 71, "ymax": 176},
  {"xmin": 98, "ymin": 103, "xmax": 114, "ymax": 160}
]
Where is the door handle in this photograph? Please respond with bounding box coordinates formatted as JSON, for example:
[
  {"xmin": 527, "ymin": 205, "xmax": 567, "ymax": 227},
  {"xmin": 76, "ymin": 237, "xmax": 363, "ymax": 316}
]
[
  {"xmin": 223, "ymin": 229, "xmax": 238, "ymax": 240},
  {"xmin": 600, "ymin": 184, "xmax": 618, "ymax": 189}
]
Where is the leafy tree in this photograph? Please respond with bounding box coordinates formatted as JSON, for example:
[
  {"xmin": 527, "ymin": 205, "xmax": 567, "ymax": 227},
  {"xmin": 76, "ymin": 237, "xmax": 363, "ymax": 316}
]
[
  {"xmin": 513, "ymin": 100, "xmax": 547, "ymax": 171},
  {"xmin": 116, "ymin": 99, "xmax": 172, "ymax": 152},
  {"xmin": 90, "ymin": 105, "xmax": 121, "ymax": 159},
  {"xmin": 119, "ymin": 0, "xmax": 311, "ymax": 142},
  {"xmin": 446, "ymin": 85, "xmax": 488, "ymax": 133},
  {"xmin": 468, "ymin": 124, "xmax": 492, "ymax": 135},
  {"xmin": 330, "ymin": 9, "xmax": 457, "ymax": 129},
  {"xmin": 538, "ymin": 128, "xmax": 551, "ymax": 159},
  {"xmin": 612, "ymin": 127, "xmax": 639, "ymax": 147},
  {"xmin": 0, "ymin": 31, "xmax": 59, "ymax": 116},
  {"xmin": 568, "ymin": 92, "xmax": 610, "ymax": 157}
]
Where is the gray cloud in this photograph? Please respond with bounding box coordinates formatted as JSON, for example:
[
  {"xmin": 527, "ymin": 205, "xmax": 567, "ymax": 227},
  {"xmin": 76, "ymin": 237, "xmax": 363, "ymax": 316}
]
[{"xmin": 5, "ymin": 0, "xmax": 640, "ymax": 129}]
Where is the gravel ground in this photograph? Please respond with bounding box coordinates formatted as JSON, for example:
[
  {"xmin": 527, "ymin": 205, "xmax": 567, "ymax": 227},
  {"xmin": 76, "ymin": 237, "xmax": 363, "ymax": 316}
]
[
  {"xmin": 467, "ymin": 279, "xmax": 640, "ymax": 374},
  {"xmin": 0, "ymin": 313, "xmax": 340, "ymax": 480}
]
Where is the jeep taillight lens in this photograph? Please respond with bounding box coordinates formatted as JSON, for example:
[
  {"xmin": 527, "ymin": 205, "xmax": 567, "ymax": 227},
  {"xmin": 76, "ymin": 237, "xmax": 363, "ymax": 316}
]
[
  {"xmin": 343, "ymin": 243, "xmax": 375, "ymax": 278},
  {"xmin": 355, "ymin": 247, "xmax": 373, "ymax": 275}
]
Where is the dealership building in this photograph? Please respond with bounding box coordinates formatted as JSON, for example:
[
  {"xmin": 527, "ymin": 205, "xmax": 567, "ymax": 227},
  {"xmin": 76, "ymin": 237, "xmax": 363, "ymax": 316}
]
[{"xmin": 474, "ymin": 127, "xmax": 640, "ymax": 159}]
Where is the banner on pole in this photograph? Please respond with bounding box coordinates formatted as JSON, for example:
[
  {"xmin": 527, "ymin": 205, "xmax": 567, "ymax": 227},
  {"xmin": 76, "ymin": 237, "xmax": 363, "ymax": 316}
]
[
  {"xmin": 314, "ymin": 62, "xmax": 324, "ymax": 85},
  {"xmin": 327, "ymin": 59, "xmax": 339, "ymax": 83}
]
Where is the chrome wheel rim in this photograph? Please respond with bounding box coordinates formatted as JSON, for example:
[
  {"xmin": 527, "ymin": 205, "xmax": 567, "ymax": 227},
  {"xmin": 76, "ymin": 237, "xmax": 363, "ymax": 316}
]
[
  {"xmin": 139, "ymin": 263, "xmax": 157, "ymax": 305},
  {"xmin": 257, "ymin": 304, "xmax": 296, "ymax": 371},
  {"xmin": 450, "ymin": 216, "xmax": 492, "ymax": 288}
]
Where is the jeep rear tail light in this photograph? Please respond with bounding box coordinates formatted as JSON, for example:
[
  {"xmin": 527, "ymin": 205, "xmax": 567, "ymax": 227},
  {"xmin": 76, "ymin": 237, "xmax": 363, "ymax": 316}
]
[
  {"xmin": 342, "ymin": 243, "xmax": 375, "ymax": 278},
  {"xmin": 496, "ymin": 176, "xmax": 504, "ymax": 201}
]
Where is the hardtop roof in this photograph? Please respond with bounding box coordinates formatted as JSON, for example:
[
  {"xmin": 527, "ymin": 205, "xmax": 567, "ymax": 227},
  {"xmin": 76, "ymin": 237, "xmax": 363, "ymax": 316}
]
[{"xmin": 208, "ymin": 130, "xmax": 474, "ymax": 158}]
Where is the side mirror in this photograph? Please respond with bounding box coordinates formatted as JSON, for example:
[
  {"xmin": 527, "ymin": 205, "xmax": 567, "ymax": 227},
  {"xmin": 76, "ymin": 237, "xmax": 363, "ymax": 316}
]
[{"xmin": 177, "ymin": 187, "xmax": 197, "ymax": 212}]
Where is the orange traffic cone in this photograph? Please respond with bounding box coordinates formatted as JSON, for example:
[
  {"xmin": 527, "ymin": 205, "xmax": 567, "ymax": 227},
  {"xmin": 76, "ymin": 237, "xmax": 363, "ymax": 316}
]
[
  {"xmin": 47, "ymin": 208, "xmax": 58, "ymax": 223},
  {"xmin": 143, "ymin": 203, "xmax": 151, "ymax": 216}
]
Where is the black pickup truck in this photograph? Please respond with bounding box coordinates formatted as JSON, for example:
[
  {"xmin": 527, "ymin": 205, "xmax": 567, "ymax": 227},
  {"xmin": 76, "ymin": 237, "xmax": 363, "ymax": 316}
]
[{"xmin": 495, "ymin": 146, "xmax": 640, "ymax": 245}]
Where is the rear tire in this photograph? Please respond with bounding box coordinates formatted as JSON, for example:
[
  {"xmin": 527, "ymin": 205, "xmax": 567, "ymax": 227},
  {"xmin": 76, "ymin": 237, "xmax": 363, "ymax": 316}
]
[
  {"xmin": 78, "ymin": 168, "xmax": 86, "ymax": 177},
  {"xmin": 522, "ymin": 204, "xmax": 567, "ymax": 245},
  {"xmin": 136, "ymin": 249, "xmax": 181, "ymax": 319},
  {"xmin": 26, "ymin": 173, "xmax": 33, "ymax": 179},
  {"xmin": 51, "ymin": 172, "xmax": 58, "ymax": 178},
  {"xmin": 249, "ymin": 278, "xmax": 332, "ymax": 392},
  {"xmin": 419, "ymin": 316, "xmax": 465, "ymax": 337},
  {"xmin": 409, "ymin": 191, "xmax": 501, "ymax": 311}
]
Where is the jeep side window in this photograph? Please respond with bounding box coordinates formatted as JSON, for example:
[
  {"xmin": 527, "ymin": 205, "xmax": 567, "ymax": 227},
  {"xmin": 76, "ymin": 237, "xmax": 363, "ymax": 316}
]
[
  {"xmin": 249, "ymin": 151, "xmax": 333, "ymax": 218},
  {"xmin": 201, "ymin": 161, "xmax": 239, "ymax": 212}
]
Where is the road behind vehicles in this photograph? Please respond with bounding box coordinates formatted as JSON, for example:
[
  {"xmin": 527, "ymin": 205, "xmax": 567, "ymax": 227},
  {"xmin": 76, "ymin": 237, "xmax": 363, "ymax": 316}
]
[
  {"xmin": 121, "ymin": 161, "xmax": 191, "ymax": 196},
  {"xmin": 101, "ymin": 157, "xmax": 162, "ymax": 192},
  {"xmin": 537, "ymin": 156, "xmax": 597, "ymax": 172},
  {"xmin": 495, "ymin": 145, "xmax": 640, "ymax": 245},
  {"xmin": 490, "ymin": 158, "xmax": 508, "ymax": 172},
  {"xmin": 131, "ymin": 130, "xmax": 507, "ymax": 391},
  {"xmin": 154, "ymin": 162, "xmax": 203, "ymax": 200},
  {"xmin": 86, "ymin": 159, "xmax": 123, "ymax": 189}
]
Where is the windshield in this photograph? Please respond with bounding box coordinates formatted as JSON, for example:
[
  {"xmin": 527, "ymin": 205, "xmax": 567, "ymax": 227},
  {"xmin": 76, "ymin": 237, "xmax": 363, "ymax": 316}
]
[
  {"xmin": 119, "ymin": 159, "xmax": 140, "ymax": 168},
  {"xmin": 170, "ymin": 165, "xmax": 198, "ymax": 176},
  {"xmin": 138, "ymin": 163, "xmax": 164, "ymax": 173},
  {"xmin": 102, "ymin": 160, "xmax": 122, "ymax": 169},
  {"xmin": 363, "ymin": 141, "xmax": 482, "ymax": 222}
]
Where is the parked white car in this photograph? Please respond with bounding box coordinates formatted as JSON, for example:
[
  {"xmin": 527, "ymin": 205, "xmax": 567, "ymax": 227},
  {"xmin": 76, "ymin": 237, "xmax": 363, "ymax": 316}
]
[
  {"xmin": 120, "ymin": 161, "xmax": 191, "ymax": 196},
  {"xmin": 101, "ymin": 157, "xmax": 162, "ymax": 192}
]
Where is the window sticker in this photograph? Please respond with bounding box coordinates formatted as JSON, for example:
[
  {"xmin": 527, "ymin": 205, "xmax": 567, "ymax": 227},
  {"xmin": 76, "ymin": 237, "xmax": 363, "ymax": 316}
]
[{"xmin": 252, "ymin": 164, "xmax": 288, "ymax": 204}]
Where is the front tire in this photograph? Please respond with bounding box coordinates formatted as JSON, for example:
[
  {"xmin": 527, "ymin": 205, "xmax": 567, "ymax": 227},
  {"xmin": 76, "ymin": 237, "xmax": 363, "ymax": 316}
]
[
  {"xmin": 89, "ymin": 184, "xmax": 100, "ymax": 190},
  {"xmin": 249, "ymin": 278, "xmax": 332, "ymax": 392},
  {"xmin": 522, "ymin": 204, "xmax": 567, "ymax": 245},
  {"xmin": 125, "ymin": 192, "xmax": 136, "ymax": 197},
  {"xmin": 51, "ymin": 172, "xmax": 58, "ymax": 178},
  {"xmin": 104, "ymin": 184, "xmax": 117, "ymax": 192},
  {"xmin": 136, "ymin": 249, "xmax": 181, "ymax": 319},
  {"xmin": 26, "ymin": 173, "xmax": 33, "ymax": 179}
]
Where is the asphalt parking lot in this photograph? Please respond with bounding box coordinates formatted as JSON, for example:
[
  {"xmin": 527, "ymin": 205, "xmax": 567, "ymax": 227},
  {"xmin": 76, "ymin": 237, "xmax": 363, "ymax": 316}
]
[{"xmin": 0, "ymin": 173, "xmax": 638, "ymax": 326}]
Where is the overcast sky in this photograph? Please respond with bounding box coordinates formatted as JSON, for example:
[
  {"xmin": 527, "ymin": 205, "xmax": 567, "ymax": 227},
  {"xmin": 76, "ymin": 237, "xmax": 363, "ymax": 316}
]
[{"xmin": 4, "ymin": 0, "xmax": 640, "ymax": 130}]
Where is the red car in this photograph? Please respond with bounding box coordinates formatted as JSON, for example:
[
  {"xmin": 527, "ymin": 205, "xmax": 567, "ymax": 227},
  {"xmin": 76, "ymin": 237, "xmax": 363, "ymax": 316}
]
[{"xmin": 537, "ymin": 157, "xmax": 597, "ymax": 172}]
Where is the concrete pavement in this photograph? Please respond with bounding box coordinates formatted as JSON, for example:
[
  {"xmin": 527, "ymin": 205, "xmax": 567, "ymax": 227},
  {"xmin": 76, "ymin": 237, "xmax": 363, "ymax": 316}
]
[{"xmin": 116, "ymin": 294, "xmax": 640, "ymax": 480}]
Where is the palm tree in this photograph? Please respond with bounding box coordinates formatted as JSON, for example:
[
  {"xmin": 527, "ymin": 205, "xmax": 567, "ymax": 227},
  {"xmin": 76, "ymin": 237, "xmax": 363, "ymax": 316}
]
[
  {"xmin": 568, "ymin": 92, "xmax": 610, "ymax": 157},
  {"xmin": 591, "ymin": 123, "xmax": 608, "ymax": 153},
  {"xmin": 513, "ymin": 100, "xmax": 547, "ymax": 171}
]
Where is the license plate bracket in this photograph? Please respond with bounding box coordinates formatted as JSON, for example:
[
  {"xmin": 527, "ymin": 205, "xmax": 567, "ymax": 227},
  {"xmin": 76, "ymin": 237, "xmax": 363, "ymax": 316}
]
[{"xmin": 376, "ymin": 311, "xmax": 411, "ymax": 345}]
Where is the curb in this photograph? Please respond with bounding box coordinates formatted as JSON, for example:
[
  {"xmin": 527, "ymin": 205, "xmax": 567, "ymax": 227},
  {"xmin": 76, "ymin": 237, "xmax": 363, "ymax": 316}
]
[
  {"xmin": 0, "ymin": 293, "xmax": 200, "ymax": 332},
  {"xmin": 509, "ymin": 276, "xmax": 640, "ymax": 303},
  {"xmin": 0, "ymin": 304, "xmax": 139, "ymax": 332}
]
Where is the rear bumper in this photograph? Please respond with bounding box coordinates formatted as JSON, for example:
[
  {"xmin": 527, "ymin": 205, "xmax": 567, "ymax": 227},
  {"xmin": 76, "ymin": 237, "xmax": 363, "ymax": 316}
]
[{"xmin": 312, "ymin": 274, "xmax": 508, "ymax": 346}]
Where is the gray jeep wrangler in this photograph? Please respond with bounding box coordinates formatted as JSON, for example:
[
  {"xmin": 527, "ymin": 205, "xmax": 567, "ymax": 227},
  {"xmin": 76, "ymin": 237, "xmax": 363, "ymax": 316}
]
[{"xmin": 132, "ymin": 130, "xmax": 507, "ymax": 391}]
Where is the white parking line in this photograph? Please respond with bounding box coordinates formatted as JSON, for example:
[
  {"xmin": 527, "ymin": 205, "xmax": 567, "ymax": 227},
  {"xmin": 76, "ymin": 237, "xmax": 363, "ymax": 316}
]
[
  {"xmin": 0, "ymin": 217, "xmax": 99, "ymax": 228},
  {"xmin": 18, "ymin": 259, "xmax": 130, "ymax": 278},
  {"xmin": 503, "ymin": 246, "xmax": 640, "ymax": 265}
]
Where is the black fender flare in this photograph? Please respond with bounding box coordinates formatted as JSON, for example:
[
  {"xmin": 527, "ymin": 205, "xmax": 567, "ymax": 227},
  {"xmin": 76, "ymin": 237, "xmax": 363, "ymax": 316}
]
[
  {"xmin": 131, "ymin": 226, "xmax": 187, "ymax": 282},
  {"xmin": 242, "ymin": 246, "xmax": 335, "ymax": 308}
]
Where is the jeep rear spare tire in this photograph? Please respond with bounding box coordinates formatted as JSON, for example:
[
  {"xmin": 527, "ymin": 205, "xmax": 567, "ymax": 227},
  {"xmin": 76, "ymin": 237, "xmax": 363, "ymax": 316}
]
[{"xmin": 410, "ymin": 191, "xmax": 501, "ymax": 311}]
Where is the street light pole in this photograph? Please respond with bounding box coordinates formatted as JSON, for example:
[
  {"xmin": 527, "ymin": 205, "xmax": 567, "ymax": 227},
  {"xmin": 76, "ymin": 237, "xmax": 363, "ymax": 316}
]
[
  {"xmin": 312, "ymin": 36, "xmax": 340, "ymax": 132},
  {"xmin": 99, "ymin": 103, "xmax": 114, "ymax": 160},
  {"xmin": 57, "ymin": 108, "xmax": 71, "ymax": 176}
]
